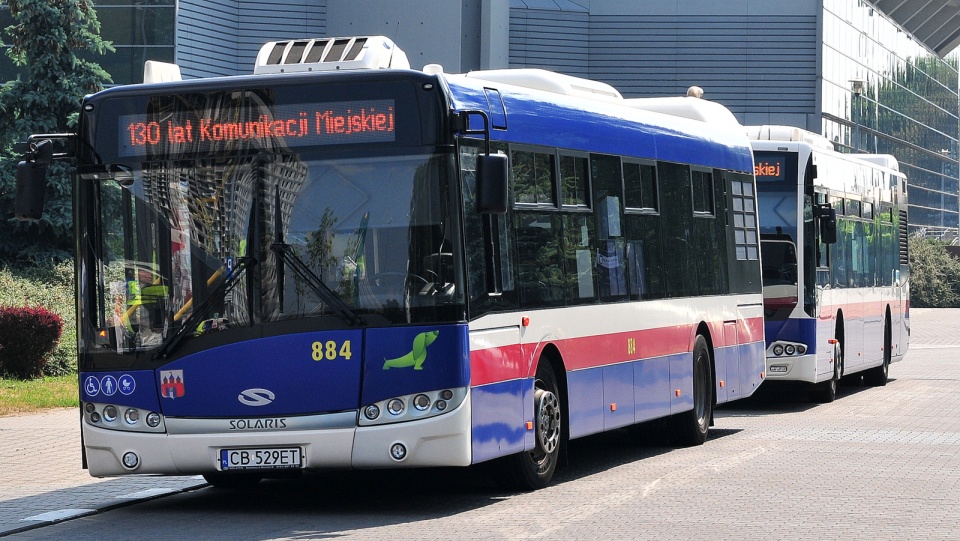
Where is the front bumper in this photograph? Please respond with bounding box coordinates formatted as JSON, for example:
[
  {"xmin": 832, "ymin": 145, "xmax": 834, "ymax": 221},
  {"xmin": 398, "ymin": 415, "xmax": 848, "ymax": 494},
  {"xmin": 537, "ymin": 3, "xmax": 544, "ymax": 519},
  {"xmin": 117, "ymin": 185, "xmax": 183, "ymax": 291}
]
[{"xmin": 83, "ymin": 391, "xmax": 473, "ymax": 477}]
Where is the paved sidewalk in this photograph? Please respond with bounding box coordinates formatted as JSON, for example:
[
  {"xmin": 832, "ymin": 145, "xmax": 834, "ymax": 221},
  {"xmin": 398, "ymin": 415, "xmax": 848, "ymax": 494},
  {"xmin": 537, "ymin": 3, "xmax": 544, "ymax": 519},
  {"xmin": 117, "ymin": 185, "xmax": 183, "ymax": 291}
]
[
  {"xmin": 0, "ymin": 409, "xmax": 205, "ymax": 536},
  {"xmin": 0, "ymin": 308, "xmax": 952, "ymax": 537}
]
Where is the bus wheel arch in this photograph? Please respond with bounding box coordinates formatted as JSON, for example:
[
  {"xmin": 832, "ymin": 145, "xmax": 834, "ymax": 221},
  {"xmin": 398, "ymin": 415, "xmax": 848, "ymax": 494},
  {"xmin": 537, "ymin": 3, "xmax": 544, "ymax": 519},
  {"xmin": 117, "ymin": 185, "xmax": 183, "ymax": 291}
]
[
  {"xmin": 812, "ymin": 312, "xmax": 843, "ymax": 403},
  {"xmin": 834, "ymin": 311, "xmax": 845, "ymax": 378},
  {"xmin": 496, "ymin": 346, "xmax": 566, "ymax": 491}
]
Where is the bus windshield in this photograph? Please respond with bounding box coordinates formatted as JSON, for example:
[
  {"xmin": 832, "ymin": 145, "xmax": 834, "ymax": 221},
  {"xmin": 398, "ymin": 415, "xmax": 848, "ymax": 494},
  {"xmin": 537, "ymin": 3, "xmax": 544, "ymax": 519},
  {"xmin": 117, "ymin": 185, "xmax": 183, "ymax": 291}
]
[{"xmin": 84, "ymin": 151, "xmax": 463, "ymax": 359}]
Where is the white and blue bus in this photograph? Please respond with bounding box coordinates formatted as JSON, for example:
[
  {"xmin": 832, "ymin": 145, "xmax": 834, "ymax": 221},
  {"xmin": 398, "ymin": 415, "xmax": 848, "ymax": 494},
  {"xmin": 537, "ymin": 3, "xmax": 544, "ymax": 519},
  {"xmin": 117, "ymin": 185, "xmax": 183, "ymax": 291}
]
[
  {"xmin": 17, "ymin": 37, "xmax": 765, "ymax": 490},
  {"xmin": 747, "ymin": 126, "xmax": 910, "ymax": 403}
]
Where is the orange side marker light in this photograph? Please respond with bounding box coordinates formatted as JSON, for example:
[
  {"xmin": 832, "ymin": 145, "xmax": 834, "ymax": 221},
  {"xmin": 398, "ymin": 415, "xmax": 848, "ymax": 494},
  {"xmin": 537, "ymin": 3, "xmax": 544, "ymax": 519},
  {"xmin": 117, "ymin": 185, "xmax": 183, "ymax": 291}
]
[
  {"xmin": 675, "ymin": 389, "xmax": 681, "ymax": 397},
  {"xmin": 526, "ymin": 421, "xmax": 533, "ymax": 430},
  {"xmin": 610, "ymin": 403, "xmax": 617, "ymax": 412}
]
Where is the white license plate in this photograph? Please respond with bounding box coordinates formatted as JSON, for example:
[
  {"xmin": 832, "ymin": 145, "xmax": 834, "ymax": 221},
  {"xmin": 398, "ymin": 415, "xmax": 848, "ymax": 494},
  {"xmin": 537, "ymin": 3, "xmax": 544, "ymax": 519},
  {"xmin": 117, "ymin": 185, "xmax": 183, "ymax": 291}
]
[{"xmin": 219, "ymin": 447, "xmax": 302, "ymax": 471}]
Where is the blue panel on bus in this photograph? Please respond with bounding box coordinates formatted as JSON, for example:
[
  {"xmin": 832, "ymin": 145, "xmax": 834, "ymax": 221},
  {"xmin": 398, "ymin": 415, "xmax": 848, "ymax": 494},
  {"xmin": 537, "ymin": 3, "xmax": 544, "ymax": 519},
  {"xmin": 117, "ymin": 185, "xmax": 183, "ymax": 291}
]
[
  {"xmin": 603, "ymin": 363, "xmax": 635, "ymax": 430},
  {"xmin": 81, "ymin": 370, "xmax": 160, "ymax": 412},
  {"xmin": 360, "ymin": 324, "xmax": 469, "ymax": 405},
  {"xmin": 765, "ymin": 317, "xmax": 817, "ymax": 352},
  {"xmin": 566, "ymin": 368, "xmax": 604, "ymax": 440},
  {"xmin": 156, "ymin": 330, "xmax": 363, "ymax": 418},
  {"xmin": 634, "ymin": 357, "xmax": 671, "ymax": 422},
  {"xmin": 471, "ymin": 379, "xmax": 526, "ymax": 463}
]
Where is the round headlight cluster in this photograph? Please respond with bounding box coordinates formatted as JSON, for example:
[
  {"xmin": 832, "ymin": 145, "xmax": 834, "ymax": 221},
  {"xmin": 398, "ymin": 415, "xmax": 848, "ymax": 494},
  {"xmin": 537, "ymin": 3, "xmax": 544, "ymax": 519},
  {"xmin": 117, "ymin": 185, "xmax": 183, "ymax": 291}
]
[
  {"xmin": 360, "ymin": 388, "xmax": 465, "ymax": 426},
  {"xmin": 84, "ymin": 402, "xmax": 164, "ymax": 432},
  {"xmin": 771, "ymin": 343, "xmax": 808, "ymax": 356}
]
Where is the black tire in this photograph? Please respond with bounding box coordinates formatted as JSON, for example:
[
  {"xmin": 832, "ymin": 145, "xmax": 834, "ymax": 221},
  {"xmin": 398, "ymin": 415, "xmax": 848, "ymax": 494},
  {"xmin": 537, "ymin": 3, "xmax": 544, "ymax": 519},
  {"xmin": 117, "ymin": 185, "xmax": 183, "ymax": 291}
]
[
  {"xmin": 864, "ymin": 318, "xmax": 891, "ymax": 387},
  {"xmin": 812, "ymin": 342, "xmax": 841, "ymax": 403},
  {"xmin": 669, "ymin": 335, "xmax": 712, "ymax": 447},
  {"xmin": 496, "ymin": 360, "xmax": 562, "ymax": 491},
  {"xmin": 203, "ymin": 472, "xmax": 262, "ymax": 489}
]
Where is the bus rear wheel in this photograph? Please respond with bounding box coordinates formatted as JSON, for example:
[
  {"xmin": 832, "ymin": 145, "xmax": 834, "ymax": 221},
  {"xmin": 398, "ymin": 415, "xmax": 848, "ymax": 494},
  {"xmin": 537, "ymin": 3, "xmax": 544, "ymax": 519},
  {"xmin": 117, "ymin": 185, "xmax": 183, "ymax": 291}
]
[
  {"xmin": 864, "ymin": 318, "xmax": 891, "ymax": 387},
  {"xmin": 669, "ymin": 335, "xmax": 712, "ymax": 446},
  {"xmin": 496, "ymin": 360, "xmax": 562, "ymax": 491}
]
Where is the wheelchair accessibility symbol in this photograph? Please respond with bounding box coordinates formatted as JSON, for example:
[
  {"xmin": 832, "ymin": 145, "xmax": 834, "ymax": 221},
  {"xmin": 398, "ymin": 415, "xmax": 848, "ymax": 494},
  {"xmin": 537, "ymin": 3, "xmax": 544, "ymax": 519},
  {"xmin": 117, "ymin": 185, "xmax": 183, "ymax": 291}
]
[{"xmin": 84, "ymin": 376, "xmax": 100, "ymax": 397}]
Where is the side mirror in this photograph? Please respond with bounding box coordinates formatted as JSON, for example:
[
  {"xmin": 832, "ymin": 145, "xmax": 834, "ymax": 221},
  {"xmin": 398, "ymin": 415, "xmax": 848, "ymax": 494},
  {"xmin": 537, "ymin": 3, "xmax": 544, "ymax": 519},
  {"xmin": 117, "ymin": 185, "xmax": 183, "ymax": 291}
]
[
  {"xmin": 819, "ymin": 205, "xmax": 837, "ymax": 245},
  {"xmin": 15, "ymin": 160, "xmax": 49, "ymax": 221},
  {"xmin": 476, "ymin": 153, "xmax": 509, "ymax": 214},
  {"xmin": 14, "ymin": 139, "xmax": 55, "ymax": 221}
]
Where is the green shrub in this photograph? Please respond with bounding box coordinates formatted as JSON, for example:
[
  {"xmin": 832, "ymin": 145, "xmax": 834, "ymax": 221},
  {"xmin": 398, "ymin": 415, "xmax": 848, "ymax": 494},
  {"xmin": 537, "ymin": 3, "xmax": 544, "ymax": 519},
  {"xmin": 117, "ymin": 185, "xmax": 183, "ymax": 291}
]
[
  {"xmin": 909, "ymin": 237, "xmax": 960, "ymax": 308},
  {"xmin": 0, "ymin": 260, "xmax": 76, "ymax": 376},
  {"xmin": 0, "ymin": 305, "xmax": 63, "ymax": 378}
]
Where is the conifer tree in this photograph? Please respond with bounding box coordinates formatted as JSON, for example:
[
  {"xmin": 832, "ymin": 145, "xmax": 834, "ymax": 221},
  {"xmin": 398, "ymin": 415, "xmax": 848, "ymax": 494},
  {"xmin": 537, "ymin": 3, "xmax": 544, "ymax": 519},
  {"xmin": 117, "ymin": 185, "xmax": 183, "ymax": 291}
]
[{"xmin": 0, "ymin": 0, "xmax": 112, "ymax": 261}]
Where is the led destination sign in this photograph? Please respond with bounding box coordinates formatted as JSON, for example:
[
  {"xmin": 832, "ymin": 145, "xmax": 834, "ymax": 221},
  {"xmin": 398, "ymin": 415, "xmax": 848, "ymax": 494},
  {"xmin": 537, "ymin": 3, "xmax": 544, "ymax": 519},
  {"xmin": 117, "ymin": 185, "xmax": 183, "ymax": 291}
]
[
  {"xmin": 118, "ymin": 99, "xmax": 395, "ymax": 157},
  {"xmin": 754, "ymin": 155, "xmax": 786, "ymax": 182}
]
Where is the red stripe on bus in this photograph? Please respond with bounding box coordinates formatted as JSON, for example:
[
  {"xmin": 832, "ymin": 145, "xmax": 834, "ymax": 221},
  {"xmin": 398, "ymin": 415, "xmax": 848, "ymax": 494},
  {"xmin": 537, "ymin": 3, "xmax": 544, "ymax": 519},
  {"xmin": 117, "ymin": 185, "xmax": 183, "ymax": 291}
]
[{"xmin": 470, "ymin": 316, "xmax": 764, "ymax": 386}]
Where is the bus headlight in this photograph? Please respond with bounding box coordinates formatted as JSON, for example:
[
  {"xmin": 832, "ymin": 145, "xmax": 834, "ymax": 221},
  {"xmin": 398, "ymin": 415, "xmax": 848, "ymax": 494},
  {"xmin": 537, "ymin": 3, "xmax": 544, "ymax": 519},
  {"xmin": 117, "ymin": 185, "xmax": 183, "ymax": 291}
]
[
  {"xmin": 82, "ymin": 402, "xmax": 165, "ymax": 433},
  {"xmin": 124, "ymin": 408, "xmax": 141, "ymax": 425},
  {"xmin": 359, "ymin": 387, "xmax": 467, "ymax": 426},
  {"xmin": 387, "ymin": 399, "xmax": 405, "ymax": 416},
  {"xmin": 769, "ymin": 341, "xmax": 808, "ymax": 357},
  {"xmin": 102, "ymin": 405, "xmax": 118, "ymax": 422},
  {"xmin": 413, "ymin": 394, "xmax": 431, "ymax": 411}
]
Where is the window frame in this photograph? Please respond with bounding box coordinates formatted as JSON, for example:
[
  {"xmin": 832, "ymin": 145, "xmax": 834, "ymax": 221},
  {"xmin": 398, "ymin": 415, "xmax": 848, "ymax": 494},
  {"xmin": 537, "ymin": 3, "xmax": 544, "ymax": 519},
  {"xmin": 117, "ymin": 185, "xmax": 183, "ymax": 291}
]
[{"xmin": 623, "ymin": 158, "xmax": 660, "ymax": 215}]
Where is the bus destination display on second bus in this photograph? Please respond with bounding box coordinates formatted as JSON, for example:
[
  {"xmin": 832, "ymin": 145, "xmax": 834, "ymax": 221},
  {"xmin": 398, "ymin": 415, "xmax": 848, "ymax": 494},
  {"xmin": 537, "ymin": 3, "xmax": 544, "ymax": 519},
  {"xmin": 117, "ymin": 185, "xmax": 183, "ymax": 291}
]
[
  {"xmin": 118, "ymin": 99, "xmax": 395, "ymax": 157},
  {"xmin": 754, "ymin": 155, "xmax": 786, "ymax": 182}
]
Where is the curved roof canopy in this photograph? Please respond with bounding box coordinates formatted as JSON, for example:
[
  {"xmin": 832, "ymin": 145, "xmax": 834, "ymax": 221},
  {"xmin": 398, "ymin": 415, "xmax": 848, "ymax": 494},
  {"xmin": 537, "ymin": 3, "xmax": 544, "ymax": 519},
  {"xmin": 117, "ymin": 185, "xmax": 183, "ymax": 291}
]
[{"xmin": 872, "ymin": 0, "xmax": 960, "ymax": 57}]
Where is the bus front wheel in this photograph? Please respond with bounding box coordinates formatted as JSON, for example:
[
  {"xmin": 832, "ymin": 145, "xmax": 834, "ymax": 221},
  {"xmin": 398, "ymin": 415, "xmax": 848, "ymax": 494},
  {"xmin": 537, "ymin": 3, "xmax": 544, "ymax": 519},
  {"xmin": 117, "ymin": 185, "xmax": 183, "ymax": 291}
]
[
  {"xmin": 496, "ymin": 360, "xmax": 562, "ymax": 491},
  {"xmin": 812, "ymin": 342, "xmax": 841, "ymax": 403}
]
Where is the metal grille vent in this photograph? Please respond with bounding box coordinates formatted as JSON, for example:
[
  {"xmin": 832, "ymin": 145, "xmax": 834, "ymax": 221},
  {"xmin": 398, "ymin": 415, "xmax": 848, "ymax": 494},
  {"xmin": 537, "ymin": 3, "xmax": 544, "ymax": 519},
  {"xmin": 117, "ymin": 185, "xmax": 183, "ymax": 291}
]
[
  {"xmin": 254, "ymin": 36, "xmax": 407, "ymax": 74},
  {"xmin": 899, "ymin": 210, "xmax": 909, "ymax": 265}
]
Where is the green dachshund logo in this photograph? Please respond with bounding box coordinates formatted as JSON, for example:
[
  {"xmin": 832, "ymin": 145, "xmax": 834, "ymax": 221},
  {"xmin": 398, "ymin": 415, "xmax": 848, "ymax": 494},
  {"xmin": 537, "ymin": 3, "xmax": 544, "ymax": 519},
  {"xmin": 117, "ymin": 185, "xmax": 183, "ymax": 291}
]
[{"xmin": 383, "ymin": 330, "xmax": 439, "ymax": 370}]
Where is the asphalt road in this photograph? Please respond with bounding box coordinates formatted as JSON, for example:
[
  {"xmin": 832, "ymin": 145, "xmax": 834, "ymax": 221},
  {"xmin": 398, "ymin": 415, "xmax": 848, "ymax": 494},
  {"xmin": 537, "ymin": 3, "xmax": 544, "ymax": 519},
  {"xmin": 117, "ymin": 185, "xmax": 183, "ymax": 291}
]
[{"xmin": 3, "ymin": 307, "xmax": 958, "ymax": 540}]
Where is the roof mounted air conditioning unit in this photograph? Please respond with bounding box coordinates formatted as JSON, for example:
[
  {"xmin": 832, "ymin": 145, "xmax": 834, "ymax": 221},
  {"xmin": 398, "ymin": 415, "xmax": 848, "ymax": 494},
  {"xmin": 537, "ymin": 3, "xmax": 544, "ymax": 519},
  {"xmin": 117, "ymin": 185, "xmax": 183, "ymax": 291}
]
[{"xmin": 254, "ymin": 36, "xmax": 409, "ymax": 75}]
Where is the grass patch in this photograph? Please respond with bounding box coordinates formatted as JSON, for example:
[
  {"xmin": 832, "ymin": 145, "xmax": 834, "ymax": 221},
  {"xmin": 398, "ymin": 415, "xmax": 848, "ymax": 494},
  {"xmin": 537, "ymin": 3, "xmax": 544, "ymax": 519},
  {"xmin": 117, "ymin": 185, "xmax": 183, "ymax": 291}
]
[{"xmin": 0, "ymin": 375, "xmax": 78, "ymax": 416}]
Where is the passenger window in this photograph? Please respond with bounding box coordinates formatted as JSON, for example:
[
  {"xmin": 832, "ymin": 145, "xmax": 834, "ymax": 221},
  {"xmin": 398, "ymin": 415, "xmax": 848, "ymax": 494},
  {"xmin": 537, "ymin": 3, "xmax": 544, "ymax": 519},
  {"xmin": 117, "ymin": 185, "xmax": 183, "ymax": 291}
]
[{"xmin": 512, "ymin": 149, "xmax": 556, "ymax": 207}]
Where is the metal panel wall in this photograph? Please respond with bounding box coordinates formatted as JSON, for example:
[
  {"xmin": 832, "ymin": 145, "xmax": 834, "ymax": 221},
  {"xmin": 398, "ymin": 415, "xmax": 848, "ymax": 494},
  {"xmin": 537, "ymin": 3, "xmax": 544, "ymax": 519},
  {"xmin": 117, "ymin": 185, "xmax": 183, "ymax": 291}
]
[
  {"xmin": 177, "ymin": 0, "xmax": 326, "ymax": 78},
  {"xmin": 237, "ymin": 0, "xmax": 326, "ymax": 74},
  {"xmin": 589, "ymin": 15, "xmax": 818, "ymax": 116},
  {"xmin": 507, "ymin": 2, "xmax": 819, "ymax": 126},
  {"xmin": 177, "ymin": 0, "xmax": 240, "ymax": 78},
  {"xmin": 509, "ymin": 7, "xmax": 589, "ymax": 77}
]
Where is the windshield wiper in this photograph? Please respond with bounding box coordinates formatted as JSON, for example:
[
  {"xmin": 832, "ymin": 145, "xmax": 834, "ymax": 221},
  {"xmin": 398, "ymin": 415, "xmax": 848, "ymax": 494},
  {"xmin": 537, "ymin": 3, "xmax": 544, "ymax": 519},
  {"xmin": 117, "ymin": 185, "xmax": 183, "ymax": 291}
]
[
  {"xmin": 270, "ymin": 242, "xmax": 365, "ymax": 327},
  {"xmin": 152, "ymin": 257, "xmax": 256, "ymax": 360}
]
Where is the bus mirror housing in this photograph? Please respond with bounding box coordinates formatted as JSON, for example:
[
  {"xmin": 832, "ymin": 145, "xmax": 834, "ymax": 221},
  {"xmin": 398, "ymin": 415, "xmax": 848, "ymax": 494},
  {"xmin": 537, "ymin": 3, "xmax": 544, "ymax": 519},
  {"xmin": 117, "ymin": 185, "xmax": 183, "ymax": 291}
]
[
  {"xmin": 477, "ymin": 153, "xmax": 508, "ymax": 214},
  {"xmin": 818, "ymin": 204, "xmax": 837, "ymax": 244},
  {"xmin": 15, "ymin": 139, "xmax": 54, "ymax": 221},
  {"xmin": 457, "ymin": 110, "xmax": 508, "ymax": 214}
]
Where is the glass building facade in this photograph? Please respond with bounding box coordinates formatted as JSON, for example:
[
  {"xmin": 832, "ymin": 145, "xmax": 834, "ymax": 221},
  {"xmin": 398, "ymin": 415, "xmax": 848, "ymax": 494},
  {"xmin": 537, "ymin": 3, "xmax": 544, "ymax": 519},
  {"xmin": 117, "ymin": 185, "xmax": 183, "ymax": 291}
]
[
  {"xmin": 820, "ymin": 0, "xmax": 960, "ymax": 235},
  {"xmin": 0, "ymin": 1, "xmax": 175, "ymax": 85}
]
